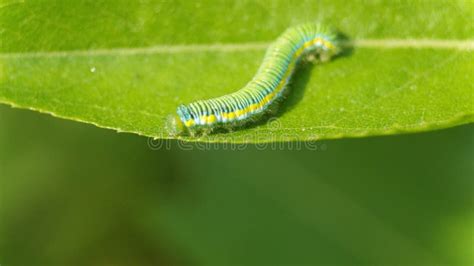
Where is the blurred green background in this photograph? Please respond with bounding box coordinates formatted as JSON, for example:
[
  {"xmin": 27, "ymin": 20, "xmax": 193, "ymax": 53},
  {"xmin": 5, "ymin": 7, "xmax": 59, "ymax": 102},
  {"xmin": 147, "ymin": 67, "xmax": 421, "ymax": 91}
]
[{"xmin": 0, "ymin": 104, "xmax": 472, "ymax": 265}]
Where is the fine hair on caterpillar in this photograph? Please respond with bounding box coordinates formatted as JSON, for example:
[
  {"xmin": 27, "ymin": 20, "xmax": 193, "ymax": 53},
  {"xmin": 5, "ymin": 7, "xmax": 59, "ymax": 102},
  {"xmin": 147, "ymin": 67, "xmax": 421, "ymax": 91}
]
[{"xmin": 167, "ymin": 22, "xmax": 342, "ymax": 137}]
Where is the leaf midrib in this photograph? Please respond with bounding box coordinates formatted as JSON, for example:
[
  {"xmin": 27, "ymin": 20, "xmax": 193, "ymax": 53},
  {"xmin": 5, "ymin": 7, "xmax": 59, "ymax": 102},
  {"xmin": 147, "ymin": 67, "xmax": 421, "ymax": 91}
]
[{"xmin": 1, "ymin": 39, "xmax": 473, "ymax": 59}]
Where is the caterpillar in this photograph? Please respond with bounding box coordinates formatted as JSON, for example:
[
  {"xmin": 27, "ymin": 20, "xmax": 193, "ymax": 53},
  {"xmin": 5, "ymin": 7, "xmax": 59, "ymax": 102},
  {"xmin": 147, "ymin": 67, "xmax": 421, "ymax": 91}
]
[{"xmin": 167, "ymin": 23, "xmax": 341, "ymax": 136}]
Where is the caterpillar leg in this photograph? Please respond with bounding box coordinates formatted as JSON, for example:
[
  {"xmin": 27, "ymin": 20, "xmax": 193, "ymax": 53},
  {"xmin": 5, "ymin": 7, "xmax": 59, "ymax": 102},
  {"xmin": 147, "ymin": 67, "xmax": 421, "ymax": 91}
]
[
  {"xmin": 306, "ymin": 53, "xmax": 317, "ymax": 63},
  {"xmin": 200, "ymin": 126, "xmax": 213, "ymax": 136}
]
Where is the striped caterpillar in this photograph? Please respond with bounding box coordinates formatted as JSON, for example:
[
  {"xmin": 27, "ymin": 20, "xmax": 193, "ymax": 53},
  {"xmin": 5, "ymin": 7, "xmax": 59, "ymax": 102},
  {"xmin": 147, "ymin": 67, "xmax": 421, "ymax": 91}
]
[{"xmin": 167, "ymin": 23, "xmax": 341, "ymax": 136}]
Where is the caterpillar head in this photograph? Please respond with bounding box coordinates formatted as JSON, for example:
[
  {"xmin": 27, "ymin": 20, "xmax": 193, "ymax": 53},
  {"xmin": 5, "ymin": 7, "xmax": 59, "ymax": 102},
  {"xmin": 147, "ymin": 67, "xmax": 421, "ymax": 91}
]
[
  {"xmin": 166, "ymin": 114, "xmax": 184, "ymax": 136},
  {"xmin": 166, "ymin": 104, "xmax": 193, "ymax": 136},
  {"xmin": 166, "ymin": 105, "xmax": 194, "ymax": 136}
]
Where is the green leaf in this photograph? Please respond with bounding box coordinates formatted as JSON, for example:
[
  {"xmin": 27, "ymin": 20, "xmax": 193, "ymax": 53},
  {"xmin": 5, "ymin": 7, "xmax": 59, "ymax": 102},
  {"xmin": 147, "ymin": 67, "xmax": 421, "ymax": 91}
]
[{"xmin": 1, "ymin": 0, "xmax": 473, "ymax": 142}]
